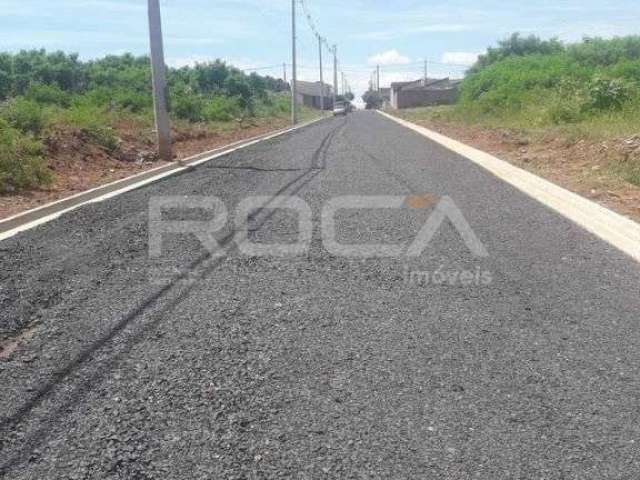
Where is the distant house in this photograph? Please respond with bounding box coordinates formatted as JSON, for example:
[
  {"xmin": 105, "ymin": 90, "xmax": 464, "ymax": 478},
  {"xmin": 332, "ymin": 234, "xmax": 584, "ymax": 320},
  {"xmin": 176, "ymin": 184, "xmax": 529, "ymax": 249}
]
[
  {"xmin": 390, "ymin": 78, "xmax": 462, "ymax": 109},
  {"xmin": 294, "ymin": 80, "xmax": 333, "ymax": 110}
]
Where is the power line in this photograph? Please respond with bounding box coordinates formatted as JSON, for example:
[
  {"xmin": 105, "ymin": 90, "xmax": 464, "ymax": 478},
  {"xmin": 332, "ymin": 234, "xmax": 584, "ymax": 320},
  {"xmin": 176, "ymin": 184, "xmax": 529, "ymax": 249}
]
[
  {"xmin": 240, "ymin": 63, "xmax": 468, "ymax": 76},
  {"xmin": 299, "ymin": 0, "xmax": 350, "ymax": 101},
  {"xmin": 242, "ymin": 64, "xmax": 285, "ymax": 73},
  {"xmin": 339, "ymin": 62, "xmax": 469, "ymax": 73},
  {"xmin": 300, "ymin": 0, "xmax": 332, "ymax": 53}
]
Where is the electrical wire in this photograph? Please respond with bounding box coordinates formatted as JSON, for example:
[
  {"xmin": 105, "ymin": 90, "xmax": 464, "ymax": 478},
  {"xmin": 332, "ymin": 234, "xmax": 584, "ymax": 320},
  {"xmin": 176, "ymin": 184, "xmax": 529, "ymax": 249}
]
[
  {"xmin": 299, "ymin": 0, "xmax": 349, "ymax": 95},
  {"xmin": 298, "ymin": 0, "xmax": 470, "ymax": 94},
  {"xmin": 242, "ymin": 64, "xmax": 285, "ymax": 73}
]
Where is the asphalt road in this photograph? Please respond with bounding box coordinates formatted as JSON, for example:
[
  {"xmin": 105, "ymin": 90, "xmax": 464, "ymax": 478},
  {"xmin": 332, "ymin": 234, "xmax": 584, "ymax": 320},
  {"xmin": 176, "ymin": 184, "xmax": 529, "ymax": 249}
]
[{"xmin": 1, "ymin": 111, "xmax": 640, "ymax": 479}]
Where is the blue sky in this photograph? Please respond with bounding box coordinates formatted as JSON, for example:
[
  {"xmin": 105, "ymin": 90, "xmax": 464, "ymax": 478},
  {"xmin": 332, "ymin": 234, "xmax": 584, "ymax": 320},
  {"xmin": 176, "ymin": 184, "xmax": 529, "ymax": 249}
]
[{"xmin": 1, "ymin": 0, "xmax": 639, "ymax": 97}]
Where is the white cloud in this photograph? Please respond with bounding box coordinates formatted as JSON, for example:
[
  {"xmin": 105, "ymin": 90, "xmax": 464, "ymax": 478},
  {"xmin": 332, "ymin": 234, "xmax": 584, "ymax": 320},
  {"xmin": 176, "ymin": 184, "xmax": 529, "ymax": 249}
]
[
  {"xmin": 367, "ymin": 50, "xmax": 411, "ymax": 66},
  {"xmin": 441, "ymin": 52, "xmax": 480, "ymax": 66}
]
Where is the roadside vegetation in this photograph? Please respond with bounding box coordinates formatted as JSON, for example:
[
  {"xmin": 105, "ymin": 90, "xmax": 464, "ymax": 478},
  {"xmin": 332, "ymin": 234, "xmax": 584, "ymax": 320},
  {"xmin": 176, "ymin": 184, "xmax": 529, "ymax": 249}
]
[
  {"xmin": 0, "ymin": 50, "xmax": 303, "ymax": 193},
  {"xmin": 458, "ymin": 34, "xmax": 640, "ymax": 139},
  {"xmin": 399, "ymin": 34, "xmax": 640, "ymax": 186},
  {"xmin": 391, "ymin": 34, "xmax": 640, "ymax": 221}
]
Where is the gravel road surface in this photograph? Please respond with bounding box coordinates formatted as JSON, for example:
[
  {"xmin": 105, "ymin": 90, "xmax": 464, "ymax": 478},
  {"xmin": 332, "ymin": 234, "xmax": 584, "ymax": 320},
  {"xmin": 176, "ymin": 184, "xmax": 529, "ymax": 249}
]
[{"xmin": 1, "ymin": 111, "xmax": 640, "ymax": 479}]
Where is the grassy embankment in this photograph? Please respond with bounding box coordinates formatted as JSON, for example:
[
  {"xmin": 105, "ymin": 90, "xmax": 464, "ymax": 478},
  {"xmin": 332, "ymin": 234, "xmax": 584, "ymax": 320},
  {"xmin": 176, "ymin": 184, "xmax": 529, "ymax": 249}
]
[
  {"xmin": 394, "ymin": 35, "xmax": 640, "ymax": 189},
  {"xmin": 0, "ymin": 50, "xmax": 318, "ymax": 195}
]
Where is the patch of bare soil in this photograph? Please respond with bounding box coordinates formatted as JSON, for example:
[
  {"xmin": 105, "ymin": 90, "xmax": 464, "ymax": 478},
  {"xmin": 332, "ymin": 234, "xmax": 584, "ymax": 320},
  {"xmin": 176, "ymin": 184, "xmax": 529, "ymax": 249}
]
[
  {"xmin": 404, "ymin": 117, "xmax": 640, "ymax": 223},
  {"xmin": 0, "ymin": 117, "xmax": 292, "ymax": 220}
]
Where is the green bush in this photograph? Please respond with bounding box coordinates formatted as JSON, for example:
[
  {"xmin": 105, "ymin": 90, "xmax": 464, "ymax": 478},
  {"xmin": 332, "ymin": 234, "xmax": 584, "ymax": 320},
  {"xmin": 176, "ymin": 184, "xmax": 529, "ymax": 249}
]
[
  {"xmin": 24, "ymin": 84, "xmax": 71, "ymax": 107},
  {"xmin": 112, "ymin": 89, "xmax": 151, "ymax": 113},
  {"xmin": 170, "ymin": 93, "xmax": 244, "ymax": 123},
  {"xmin": 255, "ymin": 93, "xmax": 290, "ymax": 117},
  {"xmin": 0, "ymin": 53, "xmax": 11, "ymax": 100},
  {"xmin": 72, "ymin": 87, "xmax": 113, "ymax": 108},
  {"xmin": 587, "ymin": 76, "xmax": 634, "ymax": 111},
  {"xmin": 171, "ymin": 93, "xmax": 205, "ymax": 122},
  {"xmin": 68, "ymin": 87, "xmax": 148, "ymax": 114},
  {"xmin": 63, "ymin": 103, "xmax": 119, "ymax": 152},
  {"xmin": 549, "ymin": 100, "xmax": 584, "ymax": 124},
  {"xmin": 0, "ymin": 49, "xmax": 301, "ymax": 195},
  {"xmin": 457, "ymin": 35, "xmax": 640, "ymax": 129},
  {"xmin": 85, "ymin": 54, "xmax": 150, "ymax": 93},
  {"xmin": 470, "ymin": 33, "xmax": 565, "ymax": 73},
  {"xmin": 87, "ymin": 124, "xmax": 119, "ymax": 152},
  {"xmin": 0, "ymin": 118, "xmax": 52, "ymax": 192},
  {"xmin": 11, "ymin": 50, "xmax": 84, "ymax": 95},
  {"xmin": 202, "ymin": 96, "xmax": 241, "ymax": 122},
  {"xmin": 0, "ymin": 50, "xmax": 289, "ymax": 129},
  {"xmin": 1, "ymin": 97, "xmax": 50, "ymax": 135},
  {"xmin": 568, "ymin": 36, "xmax": 640, "ymax": 67},
  {"xmin": 608, "ymin": 60, "xmax": 640, "ymax": 82},
  {"xmin": 460, "ymin": 54, "xmax": 588, "ymax": 110}
]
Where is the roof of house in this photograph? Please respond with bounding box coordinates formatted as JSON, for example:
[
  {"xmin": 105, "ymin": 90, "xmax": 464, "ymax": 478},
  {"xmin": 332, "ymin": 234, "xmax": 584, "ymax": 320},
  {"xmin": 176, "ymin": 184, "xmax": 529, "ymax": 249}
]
[
  {"xmin": 295, "ymin": 80, "xmax": 332, "ymax": 97},
  {"xmin": 390, "ymin": 79, "xmax": 422, "ymax": 90},
  {"xmin": 391, "ymin": 78, "xmax": 462, "ymax": 91}
]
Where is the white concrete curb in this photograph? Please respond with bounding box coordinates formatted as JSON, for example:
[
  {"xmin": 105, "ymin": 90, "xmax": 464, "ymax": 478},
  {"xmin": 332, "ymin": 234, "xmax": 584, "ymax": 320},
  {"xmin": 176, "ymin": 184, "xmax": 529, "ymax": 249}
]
[
  {"xmin": 0, "ymin": 117, "xmax": 325, "ymax": 242},
  {"xmin": 377, "ymin": 110, "xmax": 640, "ymax": 263}
]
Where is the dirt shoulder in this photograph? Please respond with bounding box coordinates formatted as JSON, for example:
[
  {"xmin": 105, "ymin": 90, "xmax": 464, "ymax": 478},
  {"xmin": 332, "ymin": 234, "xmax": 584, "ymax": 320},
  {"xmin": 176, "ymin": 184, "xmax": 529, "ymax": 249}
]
[
  {"xmin": 388, "ymin": 108, "xmax": 640, "ymax": 223},
  {"xmin": 0, "ymin": 116, "xmax": 303, "ymax": 220}
]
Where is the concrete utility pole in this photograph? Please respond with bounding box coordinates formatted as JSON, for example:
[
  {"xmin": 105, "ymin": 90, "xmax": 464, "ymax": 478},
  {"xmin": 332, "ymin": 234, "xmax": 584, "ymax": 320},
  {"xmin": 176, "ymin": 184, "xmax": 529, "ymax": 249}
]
[
  {"xmin": 333, "ymin": 45, "xmax": 338, "ymax": 106},
  {"xmin": 283, "ymin": 62, "xmax": 287, "ymax": 84},
  {"xmin": 147, "ymin": 0, "xmax": 172, "ymax": 161},
  {"xmin": 291, "ymin": 0, "xmax": 298, "ymax": 125},
  {"xmin": 318, "ymin": 34, "xmax": 324, "ymax": 112},
  {"xmin": 376, "ymin": 65, "xmax": 380, "ymax": 93}
]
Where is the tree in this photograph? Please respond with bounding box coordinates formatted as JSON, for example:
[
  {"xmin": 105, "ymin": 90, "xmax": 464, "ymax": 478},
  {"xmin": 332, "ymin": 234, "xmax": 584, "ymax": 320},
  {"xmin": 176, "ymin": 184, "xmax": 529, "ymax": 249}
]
[
  {"xmin": 362, "ymin": 90, "xmax": 383, "ymax": 109},
  {"xmin": 247, "ymin": 72, "xmax": 267, "ymax": 99},
  {"xmin": 224, "ymin": 74, "xmax": 253, "ymax": 111},
  {"xmin": 0, "ymin": 53, "xmax": 12, "ymax": 99},
  {"xmin": 469, "ymin": 33, "xmax": 564, "ymax": 73},
  {"xmin": 191, "ymin": 60, "xmax": 230, "ymax": 93}
]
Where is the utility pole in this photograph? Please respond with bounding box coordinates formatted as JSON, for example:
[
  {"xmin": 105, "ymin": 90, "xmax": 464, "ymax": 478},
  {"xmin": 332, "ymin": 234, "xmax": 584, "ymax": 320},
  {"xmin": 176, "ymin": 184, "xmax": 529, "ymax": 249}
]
[
  {"xmin": 290, "ymin": 0, "xmax": 298, "ymax": 125},
  {"xmin": 283, "ymin": 62, "xmax": 287, "ymax": 84},
  {"xmin": 318, "ymin": 34, "xmax": 324, "ymax": 112},
  {"xmin": 376, "ymin": 64, "xmax": 380, "ymax": 93},
  {"xmin": 333, "ymin": 45, "xmax": 338, "ymax": 106},
  {"xmin": 147, "ymin": 0, "xmax": 172, "ymax": 161}
]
